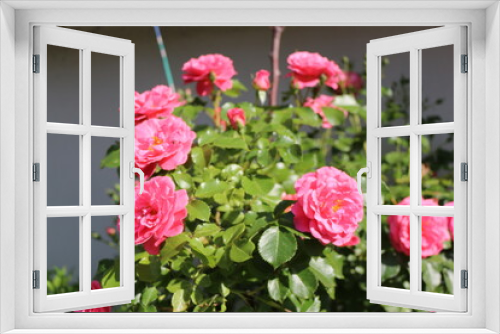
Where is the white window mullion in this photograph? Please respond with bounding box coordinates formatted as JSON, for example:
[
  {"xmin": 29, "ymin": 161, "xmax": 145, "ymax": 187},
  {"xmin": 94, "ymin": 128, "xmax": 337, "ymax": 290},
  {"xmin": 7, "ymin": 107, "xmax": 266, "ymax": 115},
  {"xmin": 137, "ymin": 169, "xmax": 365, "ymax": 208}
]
[
  {"xmin": 81, "ymin": 48, "xmax": 92, "ymax": 296},
  {"xmin": 409, "ymin": 47, "xmax": 420, "ymax": 295}
]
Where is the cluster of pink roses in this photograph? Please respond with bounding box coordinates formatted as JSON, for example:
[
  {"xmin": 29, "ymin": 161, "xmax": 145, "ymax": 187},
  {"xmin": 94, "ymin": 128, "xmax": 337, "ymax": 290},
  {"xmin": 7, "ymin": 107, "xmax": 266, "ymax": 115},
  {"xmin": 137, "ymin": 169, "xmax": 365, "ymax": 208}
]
[
  {"xmin": 133, "ymin": 85, "xmax": 194, "ymax": 255},
  {"xmin": 131, "ymin": 52, "xmax": 365, "ymax": 257},
  {"xmin": 388, "ymin": 197, "xmax": 454, "ymax": 258}
]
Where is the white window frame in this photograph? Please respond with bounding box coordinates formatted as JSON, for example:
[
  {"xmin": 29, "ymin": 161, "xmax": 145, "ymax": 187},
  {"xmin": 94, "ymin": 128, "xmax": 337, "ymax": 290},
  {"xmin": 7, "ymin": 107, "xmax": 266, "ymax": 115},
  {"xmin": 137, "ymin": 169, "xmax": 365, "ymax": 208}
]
[
  {"xmin": 365, "ymin": 26, "xmax": 467, "ymax": 312},
  {"xmin": 1, "ymin": 1, "xmax": 499, "ymax": 333},
  {"xmin": 32, "ymin": 26, "xmax": 136, "ymax": 313}
]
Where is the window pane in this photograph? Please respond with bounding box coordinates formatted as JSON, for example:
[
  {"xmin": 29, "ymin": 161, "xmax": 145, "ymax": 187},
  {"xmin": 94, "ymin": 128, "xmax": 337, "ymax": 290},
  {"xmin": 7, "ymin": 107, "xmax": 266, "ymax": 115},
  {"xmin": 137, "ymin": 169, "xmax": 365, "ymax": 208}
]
[
  {"xmin": 381, "ymin": 215, "xmax": 410, "ymax": 290},
  {"xmin": 380, "ymin": 136, "xmax": 410, "ymax": 204},
  {"xmin": 92, "ymin": 137, "xmax": 121, "ymax": 205},
  {"xmin": 420, "ymin": 215, "xmax": 454, "ymax": 295},
  {"xmin": 421, "ymin": 133, "xmax": 454, "ymax": 204},
  {"xmin": 381, "ymin": 52, "xmax": 410, "ymax": 127},
  {"xmin": 47, "ymin": 45, "xmax": 80, "ymax": 124},
  {"xmin": 421, "ymin": 45, "xmax": 454, "ymax": 124},
  {"xmin": 47, "ymin": 134, "xmax": 80, "ymax": 206},
  {"xmin": 91, "ymin": 52, "xmax": 121, "ymax": 127},
  {"xmin": 47, "ymin": 217, "xmax": 80, "ymax": 295},
  {"xmin": 91, "ymin": 216, "xmax": 121, "ymax": 290}
]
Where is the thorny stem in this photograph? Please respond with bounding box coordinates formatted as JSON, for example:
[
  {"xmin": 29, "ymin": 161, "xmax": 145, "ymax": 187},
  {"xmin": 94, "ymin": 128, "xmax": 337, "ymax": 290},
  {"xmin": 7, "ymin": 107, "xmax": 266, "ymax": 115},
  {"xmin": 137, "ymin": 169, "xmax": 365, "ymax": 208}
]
[{"xmin": 270, "ymin": 26, "xmax": 285, "ymax": 106}]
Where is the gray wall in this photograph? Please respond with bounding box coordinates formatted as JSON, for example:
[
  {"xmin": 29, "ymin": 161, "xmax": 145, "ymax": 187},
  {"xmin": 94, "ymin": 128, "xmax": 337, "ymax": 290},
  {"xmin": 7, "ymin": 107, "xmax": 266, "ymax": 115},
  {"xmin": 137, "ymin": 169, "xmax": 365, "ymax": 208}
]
[{"xmin": 47, "ymin": 26, "xmax": 453, "ymax": 283}]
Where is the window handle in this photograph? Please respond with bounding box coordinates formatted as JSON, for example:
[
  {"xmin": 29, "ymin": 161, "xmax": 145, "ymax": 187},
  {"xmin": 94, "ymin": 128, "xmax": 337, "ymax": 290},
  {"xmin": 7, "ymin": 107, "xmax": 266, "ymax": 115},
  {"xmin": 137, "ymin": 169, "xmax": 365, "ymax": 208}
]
[
  {"xmin": 130, "ymin": 162, "xmax": 145, "ymax": 194},
  {"xmin": 357, "ymin": 162, "xmax": 371, "ymax": 195}
]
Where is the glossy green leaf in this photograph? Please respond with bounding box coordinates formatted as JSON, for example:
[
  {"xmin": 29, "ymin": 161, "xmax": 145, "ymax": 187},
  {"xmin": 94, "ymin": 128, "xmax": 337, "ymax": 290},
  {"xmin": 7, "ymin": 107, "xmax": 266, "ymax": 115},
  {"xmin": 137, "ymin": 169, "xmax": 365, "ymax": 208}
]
[
  {"xmin": 242, "ymin": 176, "xmax": 274, "ymax": 196},
  {"xmin": 309, "ymin": 257, "xmax": 336, "ymax": 288},
  {"xmin": 141, "ymin": 286, "xmax": 158, "ymax": 305},
  {"xmin": 100, "ymin": 143, "xmax": 120, "ymax": 169},
  {"xmin": 195, "ymin": 180, "xmax": 230, "ymax": 198},
  {"xmin": 289, "ymin": 268, "xmax": 318, "ymax": 299},
  {"xmin": 258, "ymin": 226, "xmax": 297, "ymax": 269},
  {"xmin": 193, "ymin": 223, "xmax": 220, "ymax": 238},
  {"xmin": 267, "ymin": 278, "xmax": 288, "ymax": 303},
  {"xmin": 187, "ymin": 200, "xmax": 211, "ymax": 221},
  {"xmin": 213, "ymin": 137, "xmax": 248, "ymax": 150},
  {"xmin": 323, "ymin": 107, "xmax": 345, "ymax": 126},
  {"xmin": 278, "ymin": 144, "xmax": 302, "ymax": 164},
  {"xmin": 229, "ymin": 239, "xmax": 255, "ymax": 263}
]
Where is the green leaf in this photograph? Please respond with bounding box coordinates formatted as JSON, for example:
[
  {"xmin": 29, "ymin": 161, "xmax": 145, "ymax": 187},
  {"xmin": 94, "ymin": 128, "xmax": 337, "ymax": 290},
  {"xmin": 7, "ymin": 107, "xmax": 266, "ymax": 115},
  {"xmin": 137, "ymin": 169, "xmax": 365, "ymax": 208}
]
[
  {"xmin": 241, "ymin": 176, "xmax": 274, "ymax": 196},
  {"xmin": 195, "ymin": 180, "xmax": 230, "ymax": 198},
  {"xmin": 100, "ymin": 143, "xmax": 120, "ymax": 169},
  {"xmin": 323, "ymin": 107, "xmax": 345, "ymax": 126},
  {"xmin": 289, "ymin": 268, "xmax": 318, "ymax": 299},
  {"xmin": 229, "ymin": 240, "xmax": 255, "ymax": 263},
  {"xmin": 101, "ymin": 259, "xmax": 120, "ymax": 288},
  {"xmin": 173, "ymin": 173, "xmax": 193, "ymax": 190},
  {"xmin": 167, "ymin": 278, "xmax": 191, "ymax": 293},
  {"xmin": 222, "ymin": 79, "xmax": 248, "ymax": 98},
  {"xmin": 267, "ymin": 278, "xmax": 288, "ymax": 303},
  {"xmin": 422, "ymin": 260, "xmax": 442, "ymax": 291},
  {"xmin": 193, "ymin": 223, "xmax": 221, "ymax": 238},
  {"xmin": 160, "ymin": 233, "xmax": 189, "ymax": 263},
  {"xmin": 258, "ymin": 226, "xmax": 297, "ymax": 269},
  {"xmin": 141, "ymin": 286, "xmax": 158, "ymax": 305},
  {"xmin": 213, "ymin": 137, "xmax": 248, "ymax": 150},
  {"xmin": 172, "ymin": 289, "xmax": 190, "ymax": 312},
  {"xmin": 300, "ymin": 296, "xmax": 321, "ymax": 312},
  {"xmin": 138, "ymin": 304, "xmax": 157, "ymax": 312},
  {"xmin": 187, "ymin": 200, "xmax": 211, "ymax": 221},
  {"xmin": 278, "ymin": 144, "xmax": 302, "ymax": 164},
  {"xmin": 335, "ymin": 94, "xmax": 359, "ymax": 107},
  {"xmin": 223, "ymin": 223, "xmax": 246, "ymax": 244},
  {"xmin": 309, "ymin": 257, "xmax": 336, "ymax": 288},
  {"xmin": 323, "ymin": 248, "xmax": 345, "ymax": 279},
  {"xmin": 191, "ymin": 147, "xmax": 206, "ymax": 168},
  {"xmin": 136, "ymin": 256, "xmax": 161, "ymax": 283},
  {"xmin": 381, "ymin": 252, "xmax": 401, "ymax": 281},
  {"xmin": 294, "ymin": 107, "xmax": 322, "ymax": 127}
]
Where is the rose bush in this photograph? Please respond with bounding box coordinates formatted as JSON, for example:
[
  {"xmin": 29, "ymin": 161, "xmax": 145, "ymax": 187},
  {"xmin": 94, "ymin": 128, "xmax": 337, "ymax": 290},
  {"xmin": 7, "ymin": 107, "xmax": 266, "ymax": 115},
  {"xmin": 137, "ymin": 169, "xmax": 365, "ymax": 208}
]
[{"xmin": 50, "ymin": 50, "xmax": 455, "ymax": 312}]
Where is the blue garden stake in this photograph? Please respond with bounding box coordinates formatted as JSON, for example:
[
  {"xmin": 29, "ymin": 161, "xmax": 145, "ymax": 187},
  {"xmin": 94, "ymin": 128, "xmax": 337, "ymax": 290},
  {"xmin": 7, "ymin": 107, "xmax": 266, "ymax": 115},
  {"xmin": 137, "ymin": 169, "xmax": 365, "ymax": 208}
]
[{"xmin": 153, "ymin": 26, "xmax": 175, "ymax": 90}]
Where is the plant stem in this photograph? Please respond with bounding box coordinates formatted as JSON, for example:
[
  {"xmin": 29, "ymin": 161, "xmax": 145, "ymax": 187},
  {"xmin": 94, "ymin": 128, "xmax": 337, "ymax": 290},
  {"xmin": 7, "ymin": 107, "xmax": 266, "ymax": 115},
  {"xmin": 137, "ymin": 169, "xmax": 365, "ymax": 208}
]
[
  {"xmin": 270, "ymin": 26, "xmax": 285, "ymax": 106},
  {"xmin": 321, "ymin": 127, "xmax": 333, "ymax": 165}
]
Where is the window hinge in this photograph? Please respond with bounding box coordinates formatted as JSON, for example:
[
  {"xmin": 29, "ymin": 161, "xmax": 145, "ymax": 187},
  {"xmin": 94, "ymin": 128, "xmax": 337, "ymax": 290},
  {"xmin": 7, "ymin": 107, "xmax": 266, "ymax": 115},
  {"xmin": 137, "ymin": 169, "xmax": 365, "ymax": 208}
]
[
  {"xmin": 33, "ymin": 163, "xmax": 40, "ymax": 182},
  {"xmin": 33, "ymin": 270, "xmax": 40, "ymax": 289},
  {"xmin": 461, "ymin": 270, "xmax": 468, "ymax": 289},
  {"xmin": 461, "ymin": 54, "xmax": 468, "ymax": 73},
  {"xmin": 461, "ymin": 162, "xmax": 468, "ymax": 181},
  {"xmin": 33, "ymin": 54, "xmax": 40, "ymax": 73}
]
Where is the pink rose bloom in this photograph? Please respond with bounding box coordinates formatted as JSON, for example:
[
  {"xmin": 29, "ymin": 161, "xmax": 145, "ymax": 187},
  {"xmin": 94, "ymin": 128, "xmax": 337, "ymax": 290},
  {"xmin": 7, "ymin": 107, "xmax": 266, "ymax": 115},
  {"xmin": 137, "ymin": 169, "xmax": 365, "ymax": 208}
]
[
  {"xmin": 227, "ymin": 108, "xmax": 246, "ymax": 130},
  {"xmin": 135, "ymin": 176, "xmax": 188, "ymax": 255},
  {"xmin": 182, "ymin": 54, "xmax": 237, "ymax": 96},
  {"xmin": 135, "ymin": 116, "xmax": 196, "ymax": 177},
  {"xmin": 291, "ymin": 167, "xmax": 364, "ymax": 246},
  {"xmin": 445, "ymin": 201, "xmax": 454, "ymax": 240},
  {"xmin": 75, "ymin": 281, "xmax": 111, "ymax": 312},
  {"xmin": 388, "ymin": 197, "xmax": 451, "ymax": 258},
  {"xmin": 338, "ymin": 71, "xmax": 364, "ymax": 93},
  {"xmin": 134, "ymin": 85, "xmax": 184, "ymax": 125},
  {"xmin": 304, "ymin": 95, "xmax": 347, "ymax": 129},
  {"xmin": 287, "ymin": 51, "xmax": 344, "ymax": 90},
  {"xmin": 253, "ymin": 69, "xmax": 271, "ymax": 91}
]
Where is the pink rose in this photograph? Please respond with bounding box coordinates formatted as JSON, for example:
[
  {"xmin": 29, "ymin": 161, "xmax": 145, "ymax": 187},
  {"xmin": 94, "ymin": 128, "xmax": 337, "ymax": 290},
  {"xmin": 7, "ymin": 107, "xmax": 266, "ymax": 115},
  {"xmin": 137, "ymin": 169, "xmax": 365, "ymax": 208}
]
[
  {"xmin": 445, "ymin": 201, "xmax": 454, "ymax": 240},
  {"xmin": 337, "ymin": 71, "xmax": 364, "ymax": 94},
  {"xmin": 227, "ymin": 108, "xmax": 246, "ymax": 130},
  {"xmin": 135, "ymin": 176, "xmax": 188, "ymax": 255},
  {"xmin": 75, "ymin": 281, "xmax": 111, "ymax": 312},
  {"xmin": 253, "ymin": 69, "xmax": 271, "ymax": 91},
  {"xmin": 287, "ymin": 51, "xmax": 344, "ymax": 90},
  {"xmin": 304, "ymin": 95, "xmax": 345, "ymax": 129},
  {"xmin": 388, "ymin": 197, "xmax": 451, "ymax": 258},
  {"xmin": 135, "ymin": 116, "xmax": 196, "ymax": 177},
  {"xmin": 134, "ymin": 85, "xmax": 184, "ymax": 125},
  {"xmin": 291, "ymin": 167, "xmax": 364, "ymax": 246},
  {"xmin": 182, "ymin": 54, "xmax": 237, "ymax": 96}
]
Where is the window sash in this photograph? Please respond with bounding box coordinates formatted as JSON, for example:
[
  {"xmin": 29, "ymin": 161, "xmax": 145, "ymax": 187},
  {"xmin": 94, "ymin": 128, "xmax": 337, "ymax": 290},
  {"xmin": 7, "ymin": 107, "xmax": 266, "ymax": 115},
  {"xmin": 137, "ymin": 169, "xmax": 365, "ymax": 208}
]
[
  {"xmin": 366, "ymin": 26, "xmax": 468, "ymax": 312},
  {"xmin": 32, "ymin": 26, "xmax": 136, "ymax": 313}
]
